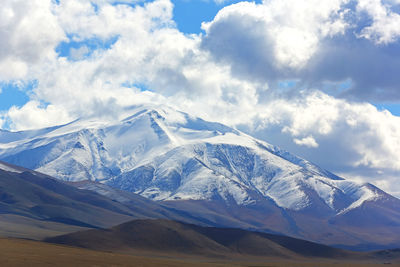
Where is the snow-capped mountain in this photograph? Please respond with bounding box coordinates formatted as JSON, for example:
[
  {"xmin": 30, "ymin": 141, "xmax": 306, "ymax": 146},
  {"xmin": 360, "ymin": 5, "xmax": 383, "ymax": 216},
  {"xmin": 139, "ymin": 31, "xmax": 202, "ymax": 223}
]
[
  {"xmin": 0, "ymin": 105, "xmax": 399, "ymax": 249},
  {"xmin": 0, "ymin": 106, "xmax": 375, "ymax": 210}
]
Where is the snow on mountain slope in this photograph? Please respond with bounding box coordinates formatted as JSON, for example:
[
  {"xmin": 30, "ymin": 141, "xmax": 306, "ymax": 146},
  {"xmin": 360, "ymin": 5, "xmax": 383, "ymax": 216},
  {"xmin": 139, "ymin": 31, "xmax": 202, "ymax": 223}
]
[
  {"xmin": 0, "ymin": 161, "xmax": 22, "ymax": 173},
  {"xmin": 0, "ymin": 105, "xmax": 391, "ymax": 215}
]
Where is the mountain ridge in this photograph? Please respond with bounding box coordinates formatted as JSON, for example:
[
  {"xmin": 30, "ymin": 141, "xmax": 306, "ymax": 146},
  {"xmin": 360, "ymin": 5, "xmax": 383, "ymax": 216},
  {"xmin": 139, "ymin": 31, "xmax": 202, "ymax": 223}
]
[{"xmin": 0, "ymin": 104, "xmax": 399, "ymax": 249}]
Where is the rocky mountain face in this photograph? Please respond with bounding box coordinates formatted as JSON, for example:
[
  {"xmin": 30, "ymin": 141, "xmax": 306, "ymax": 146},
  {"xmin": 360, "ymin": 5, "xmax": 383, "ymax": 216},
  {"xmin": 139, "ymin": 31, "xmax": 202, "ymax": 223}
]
[{"xmin": 0, "ymin": 105, "xmax": 399, "ymax": 250}]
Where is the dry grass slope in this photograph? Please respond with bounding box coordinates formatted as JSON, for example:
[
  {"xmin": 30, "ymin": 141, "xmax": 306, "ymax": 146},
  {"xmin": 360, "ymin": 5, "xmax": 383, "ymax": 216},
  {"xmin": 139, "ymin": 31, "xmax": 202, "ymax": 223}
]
[
  {"xmin": 45, "ymin": 219, "xmax": 400, "ymax": 265},
  {"xmin": 0, "ymin": 238, "xmax": 397, "ymax": 267}
]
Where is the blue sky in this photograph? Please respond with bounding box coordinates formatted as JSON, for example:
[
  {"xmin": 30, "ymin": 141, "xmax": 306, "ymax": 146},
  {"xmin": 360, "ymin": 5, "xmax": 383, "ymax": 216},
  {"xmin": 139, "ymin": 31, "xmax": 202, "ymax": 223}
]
[
  {"xmin": 0, "ymin": 84, "xmax": 30, "ymax": 111},
  {"xmin": 172, "ymin": 0, "xmax": 261, "ymax": 34},
  {"xmin": 0, "ymin": 0, "xmax": 400, "ymax": 196},
  {"xmin": 376, "ymin": 104, "xmax": 400, "ymax": 116}
]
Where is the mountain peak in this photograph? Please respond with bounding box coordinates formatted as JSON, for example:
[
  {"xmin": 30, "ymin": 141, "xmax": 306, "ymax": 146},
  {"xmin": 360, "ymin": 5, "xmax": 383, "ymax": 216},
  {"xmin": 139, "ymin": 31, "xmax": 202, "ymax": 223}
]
[
  {"xmin": 0, "ymin": 105, "xmax": 392, "ymax": 214},
  {"xmin": 1, "ymin": 105, "xmax": 399, "ymax": 249}
]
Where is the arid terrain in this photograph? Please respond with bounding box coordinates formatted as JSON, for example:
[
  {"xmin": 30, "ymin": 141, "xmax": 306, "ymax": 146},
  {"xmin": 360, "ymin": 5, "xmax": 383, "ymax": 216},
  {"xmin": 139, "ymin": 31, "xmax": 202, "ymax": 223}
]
[{"xmin": 1, "ymin": 238, "xmax": 399, "ymax": 267}]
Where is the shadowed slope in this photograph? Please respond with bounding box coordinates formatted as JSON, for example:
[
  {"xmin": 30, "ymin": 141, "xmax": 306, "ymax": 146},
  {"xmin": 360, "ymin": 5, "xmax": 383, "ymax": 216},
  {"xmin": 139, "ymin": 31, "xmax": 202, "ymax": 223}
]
[
  {"xmin": 45, "ymin": 219, "xmax": 358, "ymax": 259},
  {"xmin": 0, "ymin": 162, "xmax": 210, "ymax": 239}
]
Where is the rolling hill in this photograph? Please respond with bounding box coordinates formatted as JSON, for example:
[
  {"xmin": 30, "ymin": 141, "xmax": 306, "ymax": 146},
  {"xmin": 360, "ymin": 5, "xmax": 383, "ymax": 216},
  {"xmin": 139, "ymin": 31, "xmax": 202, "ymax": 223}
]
[{"xmin": 45, "ymin": 218, "xmax": 400, "ymax": 264}]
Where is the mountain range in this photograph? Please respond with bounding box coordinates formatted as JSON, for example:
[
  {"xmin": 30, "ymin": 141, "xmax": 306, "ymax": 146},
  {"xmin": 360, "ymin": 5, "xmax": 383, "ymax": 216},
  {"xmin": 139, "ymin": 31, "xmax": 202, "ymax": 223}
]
[{"xmin": 0, "ymin": 105, "xmax": 399, "ymax": 250}]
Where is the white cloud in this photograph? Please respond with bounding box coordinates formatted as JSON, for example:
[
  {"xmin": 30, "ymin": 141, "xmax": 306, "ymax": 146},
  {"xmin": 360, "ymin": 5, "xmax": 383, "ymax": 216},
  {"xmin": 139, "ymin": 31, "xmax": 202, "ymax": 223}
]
[
  {"xmin": 201, "ymin": 0, "xmax": 400, "ymax": 102},
  {"xmin": 0, "ymin": 0, "xmax": 65, "ymax": 80},
  {"xmin": 213, "ymin": 0, "xmax": 230, "ymax": 4},
  {"xmin": 53, "ymin": 0, "xmax": 174, "ymax": 40},
  {"xmin": 0, "ymin": 0, "xmax": 399, "ymax": 197},
  {"xmin": 6, "ymin": 101, "xmax": 71, "ymax": 130},
  {"xmin": 357, "ymin": 0, "xmax": 400, "ymax": 44},
  {"xmin": 294, "ymin": 136, "xmax": 319, "ymax": 148},
  {"xmin": 69, "ymin": 45, "xmax": 90, "ymax": 60},
  {"xmin": 202, "ymin": 0, "xmax": 349, "ymax": 70},
  {"xmin": 259, "ymin": 91, "xmax": 400, "ymax": 171}
]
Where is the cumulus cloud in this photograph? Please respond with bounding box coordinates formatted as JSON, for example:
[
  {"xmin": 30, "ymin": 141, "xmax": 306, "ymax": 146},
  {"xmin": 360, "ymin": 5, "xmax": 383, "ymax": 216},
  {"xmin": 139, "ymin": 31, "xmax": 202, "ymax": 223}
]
[
  {"xmin": 53, "ymin": 0, "xmax": 175, "ymax": 40},
  {"xmin": 294, "ymin": 136, "xmax": 319, "ymax": 148},
  {"xmin": 201, "ymin": 0, "xmax": 400, "ymax": 102},
  {"xmin": 301, "ymin": 34, "xmax": 400, "ymax": 102},
  {"xmin": 0, "ymin": 0, "xmax": 399, "ymax": 197},
  {"xmin": 0, "ymin": 0, "xmax": 65, "ymax": 80},
  {"xmin": 356, "ymin": 0, "xmax": 400, "ymax": 44},
  {"xmin": 6, "ymin": 101, "xmax": 71, "ymax": 130},
  {"xmin": 249, "ymin": 91, "xmax": 400, "ymax": 171},
  {"xmin": 201, "ymin": 0, "xmax": 349, "ymax": 77}
]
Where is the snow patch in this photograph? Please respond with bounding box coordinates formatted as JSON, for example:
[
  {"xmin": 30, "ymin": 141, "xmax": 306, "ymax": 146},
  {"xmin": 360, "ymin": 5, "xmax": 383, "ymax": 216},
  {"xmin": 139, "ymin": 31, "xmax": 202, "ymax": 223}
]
[
  {"xmin": 337, "ymin": 185, "xmax": 379, "ymax": 215},
  {"xmin": 0, "ymin": 162, "xmax": 21, "ymax": 173}
]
